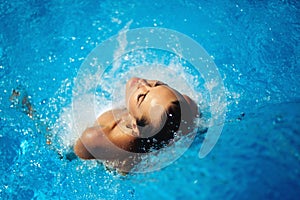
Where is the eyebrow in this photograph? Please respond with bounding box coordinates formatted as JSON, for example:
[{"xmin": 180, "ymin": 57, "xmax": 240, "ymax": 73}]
[{"xmin": 154, "ymin": 81, "xmax": 166, "ymax": 86}]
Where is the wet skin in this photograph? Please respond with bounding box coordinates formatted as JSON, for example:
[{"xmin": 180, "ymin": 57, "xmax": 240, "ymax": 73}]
[{"xmin": 74, "ymin": 77, "xmax": 198, "ymax": 172}]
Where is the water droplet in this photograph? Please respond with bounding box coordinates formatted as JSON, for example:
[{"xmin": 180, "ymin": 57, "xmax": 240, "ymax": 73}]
[
  {"xmin": 273, "ymin": 115, "xmax": 283, "ymax": 125},
  {"xmin": 41, "ymin": 99, "xmax": 47, "ymax": 104}
]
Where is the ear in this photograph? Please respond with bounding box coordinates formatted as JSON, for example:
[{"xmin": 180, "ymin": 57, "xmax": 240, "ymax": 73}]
[
  {"xmin": 130, "ymin": 118, "xmax": 141, "ymax": 137},
  {"xmin": 182, "ymin": 95, "xmax": 199, "ymax": 117}
]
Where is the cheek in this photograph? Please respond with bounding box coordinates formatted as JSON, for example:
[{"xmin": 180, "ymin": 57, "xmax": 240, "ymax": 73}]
[
  {"xmin": 125, "ymin": 89, "xmax": 131, "ymax": 105},
  {"xmin": 126, "ymin": 90, "xmax": 135, "ymax": 109},
  {"xmin": 127, "ymin": 97, "xmax": 138, "ymax": 116}
]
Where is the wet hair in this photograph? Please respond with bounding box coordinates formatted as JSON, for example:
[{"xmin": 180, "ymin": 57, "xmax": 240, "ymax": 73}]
[
  {"xmin": 136, "ymin": 116, "xmax": 148, "ymax": 127},
  {"xmin": 133, "ymin": 100, "xmax": 182, "ymax": 153}
]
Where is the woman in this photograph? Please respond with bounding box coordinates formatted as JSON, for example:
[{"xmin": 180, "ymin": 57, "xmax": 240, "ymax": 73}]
[{"xmin": 74, "ymin": 77, "xmax": 198, "ymax": 172}]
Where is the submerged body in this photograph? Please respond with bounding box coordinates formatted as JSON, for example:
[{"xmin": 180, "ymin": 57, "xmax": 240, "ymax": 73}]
[{"xmin": 74, "ymin": 77, "xmax": 198, "ymax": 172}]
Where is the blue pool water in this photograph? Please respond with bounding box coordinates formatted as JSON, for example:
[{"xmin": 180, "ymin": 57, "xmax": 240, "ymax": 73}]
[{"xmin": 1, "ymin": 0, "xmax": 299, "ymax": 199}]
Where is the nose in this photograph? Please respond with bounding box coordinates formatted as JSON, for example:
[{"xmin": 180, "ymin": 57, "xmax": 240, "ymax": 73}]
[
  {"xmin": 130, "ymin": 77, "xmax": 140, "ymax": 83},
  {"xmin": 129, "ymin": 77, "xmax": 140, "ymax": 88}
]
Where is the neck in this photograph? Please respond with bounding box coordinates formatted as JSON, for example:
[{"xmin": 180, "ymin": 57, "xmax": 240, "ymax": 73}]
[{"xmin": 118, "ymin": 111, "xmax": 135, "ymax": 135}]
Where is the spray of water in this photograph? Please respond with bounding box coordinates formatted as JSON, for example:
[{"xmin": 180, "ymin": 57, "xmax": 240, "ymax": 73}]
[{"xmin": 52, "ymin": 24, "xmax": 226, "ymax": 172}]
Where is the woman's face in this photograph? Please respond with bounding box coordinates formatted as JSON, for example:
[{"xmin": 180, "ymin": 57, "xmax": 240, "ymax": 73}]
[{"xmin": 125, "ymin": 77, "xmax": 181, "ymax": 136}]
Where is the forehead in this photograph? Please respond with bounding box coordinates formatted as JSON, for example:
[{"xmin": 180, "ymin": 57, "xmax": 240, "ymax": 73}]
[
  {"xmin": 139, "ymin": 85, "xmax": 179, "ymax": 126},
  {"xmin": 144, "ymin": 85, "xmax": 179, "ymax": 109}
]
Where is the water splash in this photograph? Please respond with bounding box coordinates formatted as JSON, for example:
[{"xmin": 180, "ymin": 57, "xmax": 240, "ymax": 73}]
[{"xmin": 112, "ymin": 20, "xmax": 133, "ymax": 74}]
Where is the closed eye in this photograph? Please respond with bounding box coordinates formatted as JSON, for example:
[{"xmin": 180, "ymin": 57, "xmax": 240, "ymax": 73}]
[{"xmin": 137, "ymin": 91, "xmax": 149, "ymax": 105}]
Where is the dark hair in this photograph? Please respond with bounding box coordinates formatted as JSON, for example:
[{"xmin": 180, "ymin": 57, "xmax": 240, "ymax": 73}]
[
  {"xmin": 136, "ymin": 116, "xmax": 148, "ymax": 127},
  {"xmin": 133, "ymin": 100, "xmax": 182, "ymax": 153}
]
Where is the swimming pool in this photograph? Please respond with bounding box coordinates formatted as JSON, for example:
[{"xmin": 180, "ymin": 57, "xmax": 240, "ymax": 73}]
[{"xmin": 1, "ymin": 0, "xmax": 299, "ymax": 199}]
